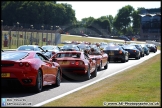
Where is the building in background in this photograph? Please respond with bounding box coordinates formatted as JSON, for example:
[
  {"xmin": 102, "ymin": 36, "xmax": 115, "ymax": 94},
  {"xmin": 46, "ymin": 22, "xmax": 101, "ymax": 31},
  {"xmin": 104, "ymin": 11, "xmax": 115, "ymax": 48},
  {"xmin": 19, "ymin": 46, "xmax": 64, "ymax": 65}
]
[{"xmin": 139, "ymin": 7, "xmax": 161, "ymax": 42}]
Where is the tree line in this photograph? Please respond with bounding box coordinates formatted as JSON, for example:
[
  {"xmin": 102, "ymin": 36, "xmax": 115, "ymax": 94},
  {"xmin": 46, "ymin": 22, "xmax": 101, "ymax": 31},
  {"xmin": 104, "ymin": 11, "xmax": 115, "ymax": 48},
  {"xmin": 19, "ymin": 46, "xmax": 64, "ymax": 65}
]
[{"xmin": 2, "ymin": 1, "xmax": 146, "ymax": 36}]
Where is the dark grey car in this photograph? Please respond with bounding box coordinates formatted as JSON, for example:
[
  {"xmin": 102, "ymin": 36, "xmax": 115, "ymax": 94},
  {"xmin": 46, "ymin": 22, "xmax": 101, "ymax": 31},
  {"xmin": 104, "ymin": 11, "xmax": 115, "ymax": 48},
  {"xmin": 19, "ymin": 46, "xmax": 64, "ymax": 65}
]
[{"xmin": 130, "ymin": 44, "xmax": 145, "ymax": 57}]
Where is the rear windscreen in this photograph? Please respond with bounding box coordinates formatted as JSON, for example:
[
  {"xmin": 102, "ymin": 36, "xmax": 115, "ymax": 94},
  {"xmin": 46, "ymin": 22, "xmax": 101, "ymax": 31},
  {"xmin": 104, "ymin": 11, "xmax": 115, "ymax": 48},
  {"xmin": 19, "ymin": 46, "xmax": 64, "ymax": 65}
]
[
  {"xmin": 104, "ymin": 46, "xmax": 120, "ymax": 50},
  {"xmin": 123, "ymin": 45, "xmax": 136, "ymax": 49},
  {"xmin": 1, "ymin": 52, "xmax": 28, "ymax": 60},
  {"xmin": 56, "ymin": 53, "xmax": 81, "ymax": 58}
]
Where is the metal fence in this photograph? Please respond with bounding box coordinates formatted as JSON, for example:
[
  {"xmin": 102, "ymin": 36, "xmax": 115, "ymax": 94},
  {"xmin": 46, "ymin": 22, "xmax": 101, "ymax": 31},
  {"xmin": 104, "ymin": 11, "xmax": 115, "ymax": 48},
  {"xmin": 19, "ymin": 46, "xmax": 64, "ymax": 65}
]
[{"xmin": 2, "ymin": 28, "xmax": 61, "ymax": 49}]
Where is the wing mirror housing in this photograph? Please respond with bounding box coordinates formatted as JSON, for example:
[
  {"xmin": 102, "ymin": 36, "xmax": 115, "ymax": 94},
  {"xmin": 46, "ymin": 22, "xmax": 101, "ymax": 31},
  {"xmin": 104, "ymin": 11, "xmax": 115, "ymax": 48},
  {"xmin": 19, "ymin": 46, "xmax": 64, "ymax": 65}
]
[{"xmin": 88, "ymin": 58, "xmax": 93, "ymax": 62}]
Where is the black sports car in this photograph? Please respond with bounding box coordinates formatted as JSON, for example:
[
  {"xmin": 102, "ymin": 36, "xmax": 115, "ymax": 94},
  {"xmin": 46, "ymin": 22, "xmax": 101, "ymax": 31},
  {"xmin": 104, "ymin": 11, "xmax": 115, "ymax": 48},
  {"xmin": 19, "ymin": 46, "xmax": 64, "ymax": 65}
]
[
  {"xmin": 121, "ymin": 45, "xmax": 141, "ymax": 60},
  {"xmin": 146, "ymin": 44, "xmax": 157, "ymax": 53},
  {"xmin": 103, "ymin": 45, "xmax": 129, "ymax": 63},
  {"xmin": 129, "ymin": 44, "xmax": 145, "ymax": 57}
]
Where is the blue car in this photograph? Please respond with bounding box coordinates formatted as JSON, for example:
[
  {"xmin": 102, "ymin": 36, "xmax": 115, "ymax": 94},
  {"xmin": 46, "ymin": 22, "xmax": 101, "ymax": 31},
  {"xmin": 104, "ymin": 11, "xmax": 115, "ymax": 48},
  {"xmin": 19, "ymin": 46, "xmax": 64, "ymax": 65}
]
[{"xmin": 139, "ymin": 44, "xmax": 150, "ymax": 55}]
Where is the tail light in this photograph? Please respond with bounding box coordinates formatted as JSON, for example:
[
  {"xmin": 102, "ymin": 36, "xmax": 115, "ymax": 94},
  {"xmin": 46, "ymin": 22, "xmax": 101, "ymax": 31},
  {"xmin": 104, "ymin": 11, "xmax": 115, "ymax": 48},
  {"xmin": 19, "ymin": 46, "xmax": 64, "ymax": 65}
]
[
  {"xmin": 133, "ymin": 50, "xmax": 136, "ymax": 52},
  {"xmin": 25, "ymin": 62, "xmax": 30, "ymax": 67},
  {"xmin": 19, "ymin": 62, "xmax": 30, "ymax": 67},
  {"xmin": 70, "ymin": 61, "xmax": 84, "ymax": 65},
  {"xmin": 119, "ymin": 50, "xmax": 122, "ymax": 54},
  {"xmin": 19, "ymin": 62, "xmax": 23, "ymax": 66},
  {"xmin": 75, "ymin": 61, "xmax": 79, "ymax": 65}
]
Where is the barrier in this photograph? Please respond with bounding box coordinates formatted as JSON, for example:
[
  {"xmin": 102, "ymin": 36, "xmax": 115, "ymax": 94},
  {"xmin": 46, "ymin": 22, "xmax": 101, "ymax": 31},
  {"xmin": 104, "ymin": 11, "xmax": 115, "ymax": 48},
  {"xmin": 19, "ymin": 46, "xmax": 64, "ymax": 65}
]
[{"xmin": 146, "ymin": 40, "xmax": 161, "ymax": 46}]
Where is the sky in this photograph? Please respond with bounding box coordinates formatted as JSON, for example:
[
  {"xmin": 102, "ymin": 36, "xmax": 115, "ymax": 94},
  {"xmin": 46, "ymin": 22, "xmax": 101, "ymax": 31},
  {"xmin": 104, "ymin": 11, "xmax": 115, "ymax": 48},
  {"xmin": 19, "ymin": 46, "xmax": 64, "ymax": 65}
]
[{"xmin": 57, "ymin": 1, "xmax": 161, "ymax": 21}]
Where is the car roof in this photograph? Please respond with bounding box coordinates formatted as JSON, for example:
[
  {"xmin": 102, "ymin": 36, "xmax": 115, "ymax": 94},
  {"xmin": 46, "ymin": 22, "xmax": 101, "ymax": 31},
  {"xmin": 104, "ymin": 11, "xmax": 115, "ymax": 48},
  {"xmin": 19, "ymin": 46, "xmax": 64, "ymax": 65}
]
[
  {"xmin": 18, "ymin": 45, "xmax": 40, "ymax": 47},
  {"xmin": 57, "ymin": 51, "xmax": 82, "ymax": 53},
  {"xmin": 42, "ymin": 45, "xmax": 57, "ymax": 47},
  {"xmin": 3, "ymin": 50, "xmax": 39, "ymax": 53}
]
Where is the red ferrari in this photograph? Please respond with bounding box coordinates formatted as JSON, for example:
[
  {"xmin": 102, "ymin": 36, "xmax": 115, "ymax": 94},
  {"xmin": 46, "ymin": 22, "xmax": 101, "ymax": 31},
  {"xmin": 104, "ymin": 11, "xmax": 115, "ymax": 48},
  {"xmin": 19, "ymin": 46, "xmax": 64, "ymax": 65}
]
[
  {"xmin": 88, "ymin": 46, "xmax": 109, "ymax": 71},
  {"xmin": 50, "ymin": 51, "xmax": 97, "ymax": 81},
  {"xmin": 89, "ymin": 53, "xmax": 108, "ymax": 71},
  {"xmin": 1, "ymin": 51, "xmax": 62, "ymax": 93}
]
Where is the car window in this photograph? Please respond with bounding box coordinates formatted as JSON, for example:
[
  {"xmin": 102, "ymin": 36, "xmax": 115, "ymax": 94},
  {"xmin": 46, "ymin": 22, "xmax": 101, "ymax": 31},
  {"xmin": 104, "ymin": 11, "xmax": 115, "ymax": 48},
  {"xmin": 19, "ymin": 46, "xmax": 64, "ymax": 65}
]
[
  {"xmin": 35, "ymin": 47, "xmax": 40, "ymax": 51},
  {"xmin": 56, "ymin": 53, "xmax": 80, "ymax": 58},
  {"xmin": 17, "ymin": 46, "xmax": 34, "ymax": 50},
  {"xmin": 42, "ymin": 46, "xmax": 54, "ymax": 50},
  {"xmin": 36, "ymin": 53, "xmax": 49, "ymax": 61}
]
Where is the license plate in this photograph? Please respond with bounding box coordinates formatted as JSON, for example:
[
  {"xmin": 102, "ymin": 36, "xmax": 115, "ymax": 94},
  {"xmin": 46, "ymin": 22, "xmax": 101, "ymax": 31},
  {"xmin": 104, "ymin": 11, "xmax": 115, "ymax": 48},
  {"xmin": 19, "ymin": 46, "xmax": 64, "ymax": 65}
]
[
  {"xmin": 60, "ymin": 61, "xmax": 69, "ymax": 65},
  {"xmin": 1, "ymin": 73, "xmax": 10, "ymax": 77},
  {"xmin": 109, "ymin": 52, "xmax": 114, "ymax": 55}
]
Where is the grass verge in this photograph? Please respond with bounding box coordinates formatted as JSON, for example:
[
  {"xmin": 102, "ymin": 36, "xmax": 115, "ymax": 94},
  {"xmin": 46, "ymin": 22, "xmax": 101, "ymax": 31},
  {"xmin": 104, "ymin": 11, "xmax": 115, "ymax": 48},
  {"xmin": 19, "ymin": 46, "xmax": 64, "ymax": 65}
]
[{"xmin": 43, "ymin": 54, "xmax": 161, "ymax": 107}]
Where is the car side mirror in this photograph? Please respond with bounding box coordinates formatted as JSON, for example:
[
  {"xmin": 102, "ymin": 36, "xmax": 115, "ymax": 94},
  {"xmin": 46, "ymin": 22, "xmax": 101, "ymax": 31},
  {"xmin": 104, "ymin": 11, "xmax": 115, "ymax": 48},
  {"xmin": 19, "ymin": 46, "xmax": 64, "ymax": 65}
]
[
  {"xmin": 51, "ymin": 54, "xmax": 57, "ymax": 62},
  {"xmin": 46, "ymin": 50, "xmax": 48, "ymax": 52},
  {"xmin": 88, "ymin": 58, "xmax": 92, "ymax": 62}
]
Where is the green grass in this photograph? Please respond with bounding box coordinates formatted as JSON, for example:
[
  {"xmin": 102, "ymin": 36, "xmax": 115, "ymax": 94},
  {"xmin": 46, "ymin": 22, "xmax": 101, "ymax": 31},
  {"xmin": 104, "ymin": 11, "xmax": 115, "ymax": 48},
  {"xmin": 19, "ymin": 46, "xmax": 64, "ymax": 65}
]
[{"xmin": 43, "ymin": 54, "xmax": 161, "ymax": 107}]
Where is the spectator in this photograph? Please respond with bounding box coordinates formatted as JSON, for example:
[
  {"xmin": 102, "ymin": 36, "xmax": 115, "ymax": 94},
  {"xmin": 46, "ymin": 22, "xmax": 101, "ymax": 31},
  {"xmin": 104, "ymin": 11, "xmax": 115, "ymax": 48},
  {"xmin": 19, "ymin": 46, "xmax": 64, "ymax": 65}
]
[{"xmin": 4, "ymin": 33, "xmax": 7, "ymax": 41}]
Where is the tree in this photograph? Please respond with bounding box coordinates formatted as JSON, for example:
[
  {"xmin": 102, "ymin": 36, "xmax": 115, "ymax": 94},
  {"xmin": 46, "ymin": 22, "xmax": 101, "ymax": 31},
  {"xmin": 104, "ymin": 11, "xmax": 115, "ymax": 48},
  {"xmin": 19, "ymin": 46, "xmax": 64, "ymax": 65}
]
[
  {"xmin": 132, "ymin": 7, "xmax": 145, "ymax": 35},
  {"xmin": 81, "ymin": 17, "xmax": 95, "ymax": 27},
  {"xmin": 113, "ymin": 5, "xmax": 135, "ymax": 34},
  {"xmin": 126, "ymin": 25, "xmax": 133, "ymax": 35}
]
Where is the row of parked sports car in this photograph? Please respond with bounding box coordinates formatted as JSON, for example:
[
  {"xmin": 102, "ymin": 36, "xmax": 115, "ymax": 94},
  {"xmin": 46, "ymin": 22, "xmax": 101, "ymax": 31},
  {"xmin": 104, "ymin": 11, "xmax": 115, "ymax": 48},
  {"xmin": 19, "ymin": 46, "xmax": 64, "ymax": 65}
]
[{"xmin": 1, "ymin": 42, "xmax": 157, "ymax": 93}]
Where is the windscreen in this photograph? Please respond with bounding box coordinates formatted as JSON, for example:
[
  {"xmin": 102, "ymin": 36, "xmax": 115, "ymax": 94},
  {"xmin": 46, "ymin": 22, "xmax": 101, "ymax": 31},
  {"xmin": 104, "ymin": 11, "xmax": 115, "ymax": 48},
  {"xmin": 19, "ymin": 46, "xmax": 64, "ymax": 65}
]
[
  {"xmin": 123, "ymin": 45, "xmax": 136, "ymax": 49},
  {"xmin": 104, "ymin": 46, "xmax": 120, "ymax": 50}
]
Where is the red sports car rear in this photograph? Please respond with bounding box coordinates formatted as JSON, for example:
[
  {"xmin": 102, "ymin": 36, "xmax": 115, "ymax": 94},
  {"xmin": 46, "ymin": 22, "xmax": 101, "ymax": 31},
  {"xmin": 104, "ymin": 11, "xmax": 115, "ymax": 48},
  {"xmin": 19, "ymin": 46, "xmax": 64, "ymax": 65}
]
[{"xmin": 1, "ymin": 51, "xmax": 62, "ymax": 93}]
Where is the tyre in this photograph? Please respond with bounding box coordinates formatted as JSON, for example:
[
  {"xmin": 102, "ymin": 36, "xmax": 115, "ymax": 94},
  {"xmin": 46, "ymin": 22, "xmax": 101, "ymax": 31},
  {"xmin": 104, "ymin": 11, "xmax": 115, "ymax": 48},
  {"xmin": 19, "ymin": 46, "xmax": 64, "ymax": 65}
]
[
  {"xmin": 85, "ymin": 65, "xmax": 91, "ymax": 80},
  {"xmin": 135, "ymin": 55, "xmax": 140, "ymax": 60},
  {"xmin": 121, "ymin": 56, "xmax": 126, "ymax": 63},
  {"xmin": 97, "ymin": 61, "xmax": 102, "ymax": 71},
  {"xmin": 126, "ymin": 55, "xmax": 129, "ymax": 62},
  {"xmin": 91, "ymin": 65, "xmax": 97, "ymax": 77},
  {"xmin": 104, "ymin": 61, "xmax": 108, "ymax": 69},
  {"xmin": 142, "ymin": 53, "xmax": 145, "ymax": 57},
  {"xmin": 33, "ymin": 69, "xmax": 43, "ymax": 93},
  {"xmin": 54, "ymin": 68, "xmax": 61, "ymax": 87}
]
